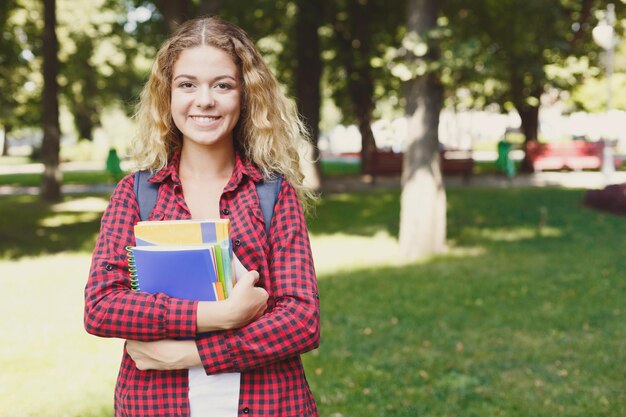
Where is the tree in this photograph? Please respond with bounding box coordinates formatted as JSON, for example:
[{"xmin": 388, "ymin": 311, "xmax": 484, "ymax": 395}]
[
  {"xmin": 398, "ymin": 0, "xmax": 446, "ymax": 260},
  {"xmin": 441, "ymin": 0, "xmax": 625, "ymax": 171},
  {"xmin": 0, "ymin": 0, "xmax": 40, "ymax": 156},
  {"xmin": 62, "ymin": 34, "xmax": 100, "ymax": 141},
  {"xmin": 322, "ymin": 0, "xmax": 406, "ymax": 178},
  {"xmin": 41, "ymin": 0, "xmax": 62, "ymax": 201},
  {"xmin": 330, "ymin": 0, "xmax": 378, "ymax": 177},
  {"xmin": 294, "ymin": 0, "xmax": 323, "ymax": 187}
]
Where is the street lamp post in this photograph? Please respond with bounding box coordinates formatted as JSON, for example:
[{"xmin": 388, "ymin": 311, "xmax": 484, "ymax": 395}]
[{"xmin": 592, "ymin": 3, "xmax": 617, "ymax": 184}]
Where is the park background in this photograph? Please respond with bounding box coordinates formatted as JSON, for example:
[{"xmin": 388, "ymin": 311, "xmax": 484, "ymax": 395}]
[{"xmin": 1, "ymin": 0, "xmax": 625, "ymax": 416}]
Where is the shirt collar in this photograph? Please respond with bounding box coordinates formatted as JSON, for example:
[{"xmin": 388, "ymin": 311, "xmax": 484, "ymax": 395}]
[
  {"xmin": 148, "ymin": 149, "xmax": 263, "ymax": 189},
  {"xmin": 149, "ymin": 150, "xmax": 182, "ymax": 185}
]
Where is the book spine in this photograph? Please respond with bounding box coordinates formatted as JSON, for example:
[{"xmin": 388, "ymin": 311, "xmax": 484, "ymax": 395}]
[{"xmin": 125, "ymin": 246, "xmax": 140, "ymax": 291}]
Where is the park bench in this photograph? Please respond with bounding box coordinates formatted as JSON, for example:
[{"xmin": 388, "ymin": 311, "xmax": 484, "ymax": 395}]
[
  {"xmin": 372, "ymin": 149, "xmax": 474, "ymax": 181},
  {"xmin": 526, "ymin": 140, "xmax": 620, "ymax": 172}
]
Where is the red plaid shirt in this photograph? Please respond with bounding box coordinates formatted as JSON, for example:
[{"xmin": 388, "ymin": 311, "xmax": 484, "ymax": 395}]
[{"xmin": 84, "ymin": 151, "xmax": 320, "ymax": 416}]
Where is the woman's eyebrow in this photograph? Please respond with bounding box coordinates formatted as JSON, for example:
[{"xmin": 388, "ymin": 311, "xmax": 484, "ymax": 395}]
[
  {"xmin": 172, "ymin": 74, "xmax": 238, "ymax": 82},
  {"xmin": 213, "ymin": 75, "xmax": 238, "ymax": 82},
  {"xmin": 172, "ymin": 74, "xmax": 197, "ymax": 82}
]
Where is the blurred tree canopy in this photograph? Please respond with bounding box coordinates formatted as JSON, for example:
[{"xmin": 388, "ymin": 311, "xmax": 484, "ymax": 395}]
[
  {"xmin": 0, "ymin": 0, "xmax": 40, "ymax": 154},
  {"xmin": 1, "ymin": 0, "xmax": 625, "ymax": 163},
  {"xmin": 437, "ymin": 0, "xmax": 625, "ymax": 147}
]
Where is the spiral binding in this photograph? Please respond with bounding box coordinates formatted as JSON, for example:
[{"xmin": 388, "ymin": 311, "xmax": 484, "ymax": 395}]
[{"xmin": 126, "ymin": 246, "xmax": 140, "ymax": 291}]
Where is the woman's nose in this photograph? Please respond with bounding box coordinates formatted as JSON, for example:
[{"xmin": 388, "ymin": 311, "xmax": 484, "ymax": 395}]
[{"xmin": 195, "ymin": 85, "xmax": 215, "ymax": 108}]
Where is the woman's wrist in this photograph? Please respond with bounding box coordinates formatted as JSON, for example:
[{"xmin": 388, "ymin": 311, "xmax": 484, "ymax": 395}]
[
  {"xmin": 196, "ymin": 300, "xmax": 235, "ymax": 333},
  {"xmin": 126, "ymin": 339, "xmax": 202, "ymax": 370}
]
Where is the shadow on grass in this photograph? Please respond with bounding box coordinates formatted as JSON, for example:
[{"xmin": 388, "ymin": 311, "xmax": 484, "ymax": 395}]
[
  {"xmin": 0, "ymin": 194, "xmax": 106, "ymax": 259},
  {"xmin": 309, "ymin": 189, "xmax": 401, "ymax": 237},
  {"xmin": 309, "ymin": 186, "xmax": 619, "ymax": 244},
  {"xmin": 3, "ymin": 186, "xmax": 618, "ymax": 261}
]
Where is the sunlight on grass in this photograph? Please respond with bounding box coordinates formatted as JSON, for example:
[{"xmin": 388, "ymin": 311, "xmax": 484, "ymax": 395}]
[
  {"xmin": 310, "ymin": 231, "xmax": 406, "ymax": 275},
  {"xmin": 52, "ymin": 196, "xmax": 110, "ymax": 213},
  {"xmin": 39, "ymin": 211, "xmax": 103, "ymax": 227},
  {"xmin": 463, "ymin": 226, "xmax": 563, "ymax": 241},
  {"xmin": 0, "ymin": 254, "xmax": 121, "ymax": 417},
  {"xmin": 311, "ymin": 231, "xmax": 486, "ymax": 275}
]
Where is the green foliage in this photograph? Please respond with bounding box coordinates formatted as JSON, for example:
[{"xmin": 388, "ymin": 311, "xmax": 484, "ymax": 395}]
[
  {"xmin": 0, "ymin": 0, "xmax": 42, "ymax": 129},
  {"xmin": 570, "ymin": 73, "xmax": 626, "ymax": 112},
  {"xmin": 438, "ymin": 0, "xmax": 571, "ymax": 110},
  {"xmin": 322, "ymin": 0, "xmax": 407, "ymax": 124}
]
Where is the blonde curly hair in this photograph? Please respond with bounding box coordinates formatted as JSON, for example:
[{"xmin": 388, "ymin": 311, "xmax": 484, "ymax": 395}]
[{"xmin": 132, "ymin": 16, "xmax": 315, "ymax": 209}]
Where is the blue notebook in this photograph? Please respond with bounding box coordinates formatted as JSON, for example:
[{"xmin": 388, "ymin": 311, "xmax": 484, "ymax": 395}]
[{"xmin": 127, "ymin": 245, "xmax": 220, "ymax": 302}]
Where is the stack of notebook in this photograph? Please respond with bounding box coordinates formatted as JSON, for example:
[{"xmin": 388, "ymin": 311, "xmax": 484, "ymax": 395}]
[{"xmin": 127, "ymin": 219, "xmax": 233, "ymax": 302}]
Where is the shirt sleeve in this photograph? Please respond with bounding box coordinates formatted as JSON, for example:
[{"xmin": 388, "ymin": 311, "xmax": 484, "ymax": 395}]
[
  {"xmin": 83, "ymin": 175, "xmax": 198, "ymax": 341},
  {"xmin": 195, "ymin": 180, "xmax": 320, "ymax": 374}
]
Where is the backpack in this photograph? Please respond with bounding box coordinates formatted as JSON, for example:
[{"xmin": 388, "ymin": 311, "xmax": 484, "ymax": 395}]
[{"xmin": 133, "ymin": 170, "xmax": 282, "ymax": 234}]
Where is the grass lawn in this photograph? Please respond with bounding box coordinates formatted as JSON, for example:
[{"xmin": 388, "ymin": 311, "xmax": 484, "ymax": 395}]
[
  {"xmin": 0, "ymin": 185, "xmax": 624, "ymax": 416},
  {"xmin": 0, "ymin": 171, "xmax": 117, "ymax": 187}
]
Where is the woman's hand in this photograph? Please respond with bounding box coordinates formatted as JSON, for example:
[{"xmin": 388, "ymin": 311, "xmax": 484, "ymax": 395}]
[
  {"xmin": 196, "ymin": 270, "xmax": 268, "ymax": 333},
  {"xmin": 126, "ymin": 339, "xmax": 201, "ymax": 370},
  {"xmin": 224, "ymin": 270, "xmax": 269, "ymax": 328}
]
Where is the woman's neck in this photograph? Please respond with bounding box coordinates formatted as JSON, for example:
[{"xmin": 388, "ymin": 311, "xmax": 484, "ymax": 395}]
[{"xmin": 179, "ymin": 140, "xmax": 235, "ymax": 180}]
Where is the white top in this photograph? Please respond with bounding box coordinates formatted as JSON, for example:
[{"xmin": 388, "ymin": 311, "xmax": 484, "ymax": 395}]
[
  {"xmin": 189, "ymin": 368, "xmax": 241, "ymax": 417},
  {"xmin": 188, "ymin": 256, "xmax": 248, "ymax": 417}
]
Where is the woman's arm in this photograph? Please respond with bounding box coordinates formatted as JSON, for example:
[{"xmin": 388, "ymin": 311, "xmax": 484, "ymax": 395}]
[
  {"xmin": 194, "ymin": 180, "xmax": 320, "ymax": 374},
  {"xmin": 84, "ymin": 176, "xmax": 198, "ymax": 341},
  {"xmin": 126, "ymin": 269, "xmax": 269, "ymax": 369}
]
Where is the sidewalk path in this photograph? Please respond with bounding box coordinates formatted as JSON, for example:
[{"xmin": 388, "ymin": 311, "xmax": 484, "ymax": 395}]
[
  {"xmin": 320, "ymin": 171, "xmax": 626, "ymax": 193},
  {"xmin": 1, "ymin": 160, "xmax": 626, "ymax": 196},
  {"xmin": 0, "ymin": 183, "xmax": 116, "ymax": 196}
]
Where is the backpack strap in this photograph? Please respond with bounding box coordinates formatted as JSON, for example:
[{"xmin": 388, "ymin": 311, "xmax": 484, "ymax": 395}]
[
  {"xmin": 256, "ymin": 175, "xmax": 283, "ymax": 235},
  {"xmin": 134, "ymin": 170, "xmax": 159, "ymax": 221},
  {"xmin": 134, "ymin": 169, "xmax": 283, "ymax": 235}
]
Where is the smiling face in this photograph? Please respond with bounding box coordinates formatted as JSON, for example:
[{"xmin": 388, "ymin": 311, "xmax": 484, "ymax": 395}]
[{"xmin": 170, "ymin": 45, "xmax": 241, "ymax": 151}]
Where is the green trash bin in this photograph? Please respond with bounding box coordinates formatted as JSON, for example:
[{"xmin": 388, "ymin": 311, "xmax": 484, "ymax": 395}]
[
  {"xmin": 496, "ymin": 140, "xmax": 516, "ymax": 177},
  {"xmin": 106, "ymin": 148, "xmax": 123, "ymax": 182}
]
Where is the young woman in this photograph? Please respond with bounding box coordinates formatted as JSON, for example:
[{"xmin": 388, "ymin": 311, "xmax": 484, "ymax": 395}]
[{"xmin": 84, "ymin": 16, "xmax": 320, "ymax": 417}]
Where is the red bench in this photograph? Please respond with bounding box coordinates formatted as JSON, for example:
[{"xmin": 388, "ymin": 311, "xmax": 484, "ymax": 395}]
[
  {"xmin": 526, "ymin": 140, "xmax": 620, "ymax": 172},
  {"xmin": 371, "ymin": 150, "xmax": 474, "ymax": 180}
]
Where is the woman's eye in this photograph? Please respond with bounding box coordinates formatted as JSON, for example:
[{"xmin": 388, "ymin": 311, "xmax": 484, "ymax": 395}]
[
  {"xmin": 179, "ymin": 82, "xmax": 194, "ymax": 89},
  {"xmin": 216, "ymin": 82, "xmax": 232, "ymax": 90}
]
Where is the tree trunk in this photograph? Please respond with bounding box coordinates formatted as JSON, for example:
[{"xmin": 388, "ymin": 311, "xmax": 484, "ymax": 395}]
[
  {"xmin": 70, "ymin": 36, "xmax": 98, "ymax": 141},
  {"xmin": 41, "ymin": 0, "xmax": 62, "ymax": 202},
  {"xmin": 196, "ymin": 0, "xmax": 224, "ymax": 16},
  {"xmin": 74, "ymin": 109, "xmax": 94, "ymax": 141},
  {"xmin": 295, "ymin": 0, "xmax": 322, "ymax": 189},
  {"xmin": 515, "ymin": 88, "xmax": 541, "ymax": 173},
  {"xmin": 156, "ymin": 0, "xmax": 190, "ymax": 32},
  {"xmin": 352, "ymin": 1, "xmax": 377, "ymax": 179},
  {"xmin": 399, "ymin": 0, "xmax": 447, "ymax": 260},
  {"xmin": 356, "ymin": 107, "xmax": 377, "ymax": 178},
  {"xmin": 1, "ymin": 124, "xmax": 11, "ymax": 156},
  {"xmin": 333, "ymin": 0, "xmax": 377, "ymax": 178}
]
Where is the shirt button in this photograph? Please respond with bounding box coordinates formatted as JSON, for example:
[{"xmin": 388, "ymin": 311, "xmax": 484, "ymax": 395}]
[
  {"xmin": 234, "ymin": 239, "xmax": 241, "ymax": 246},
  {"xmin": 105, "ymin": 264, "xmax": 113, "ymax": 271},
  {"xmin": 221, "ymin": 208, "xmax": 230, "ymax": 215},
  {"xmin": 242, "ymin": 407, "xmax": 250, "ymax": 414}
]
